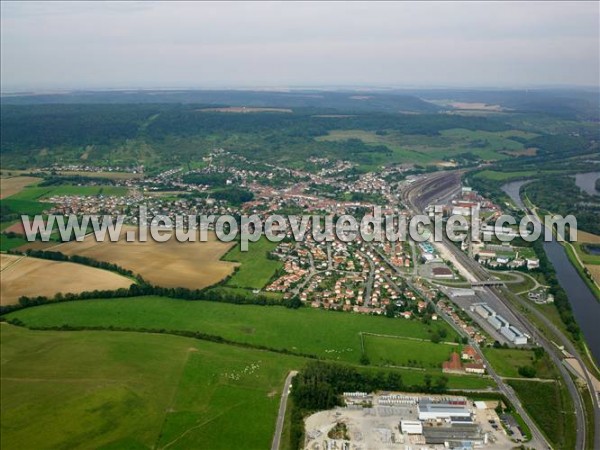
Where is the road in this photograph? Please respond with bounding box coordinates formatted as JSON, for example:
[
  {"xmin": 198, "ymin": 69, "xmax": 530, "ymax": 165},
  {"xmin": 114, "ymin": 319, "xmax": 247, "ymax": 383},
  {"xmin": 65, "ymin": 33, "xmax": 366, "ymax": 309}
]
[
  {"xmin": 357, "ymin": 248, "xmax": 375, "ymax": 306},
  {"xmin": 402, "ymin": 170, "xmax": 590, "ymax": 449},
  {"xmin": 271, "ymin": 370, "xmax": 298, "ymax": 450}
]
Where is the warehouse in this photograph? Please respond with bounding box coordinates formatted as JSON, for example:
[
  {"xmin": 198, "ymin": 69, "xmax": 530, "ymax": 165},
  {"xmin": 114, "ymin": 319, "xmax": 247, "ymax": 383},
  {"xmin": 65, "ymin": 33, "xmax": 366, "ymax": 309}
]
[
  {"xmin": 418, "ymin": 403, "xmax": 471, "ymax": 421},
  {"xmin": 422, "ymin": 422, "xmax": 485, "ymax": 446},
  {"xmin": 487, "ymin": 314, "xmax": 508, "ymax": 330},
  {"xmin": 495, "ymin": 315, "xmax": 509, "ymax": 328},
  {"xmin": 400, "ymin": 420, "xmax": 423, "ymax": 434},
  {"xmin": 501, "ymin": 326, "xmax": 516, "ymax": 342},
  {"xmin": 487, "ymin": 315, "xmax": 503, "ymax": 330},
  {"xmin": 509, "ymin": 326, "xmax": 528, "ymax": 345},
  {"xmin": 474, "ymin": 304, "xmax": 489, "ymax": 318}
]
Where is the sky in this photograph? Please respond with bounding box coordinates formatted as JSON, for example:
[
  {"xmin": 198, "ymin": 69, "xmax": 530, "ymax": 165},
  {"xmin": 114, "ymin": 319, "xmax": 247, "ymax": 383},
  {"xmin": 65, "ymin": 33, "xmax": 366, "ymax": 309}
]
[{"xmin": 1, "ymin": 1, "xmax": 598, "ymax": 91}]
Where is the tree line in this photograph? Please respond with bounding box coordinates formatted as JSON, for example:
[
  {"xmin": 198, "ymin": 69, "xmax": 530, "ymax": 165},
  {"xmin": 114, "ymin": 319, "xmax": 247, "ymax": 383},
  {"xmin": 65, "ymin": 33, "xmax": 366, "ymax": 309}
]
[{"xmin": 19, "ymin": 249, "xmax": 137, "ymax": 279}]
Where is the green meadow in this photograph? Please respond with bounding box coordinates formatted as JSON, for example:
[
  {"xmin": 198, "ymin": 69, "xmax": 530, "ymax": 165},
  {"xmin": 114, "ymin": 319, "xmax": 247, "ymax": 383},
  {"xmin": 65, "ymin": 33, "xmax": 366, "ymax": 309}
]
[
  {"xmin": 4, "ymin": 296, "xmax": 458, "ymax": 364},
  {"xmin": 508, "ymin": 379, "xmax": 576, "ymax": 450},
  {"xmin": 0, "ymin": 324, "xmax": 302, "ymax": 450},
  {"xmin": 363, "ymin": 334, "xmax": 458, "ymax": 369},
  {"xmin": 315, "ymin": 128, "xmax": 537, "ymax": 164},
  {"xmin": 8, "ymin": 184, "xmax": 128, "ymax": 201},
  {"xmin": 0, "ymin": 234, "xmax": 29, "ymax": 251},
  {"xmin": 483, "ymin": 348, "xmax": 558, "ymax": 379},
  {"xmin": 222, "ymin": 238, "xmax": 283, "ymax": 289}
]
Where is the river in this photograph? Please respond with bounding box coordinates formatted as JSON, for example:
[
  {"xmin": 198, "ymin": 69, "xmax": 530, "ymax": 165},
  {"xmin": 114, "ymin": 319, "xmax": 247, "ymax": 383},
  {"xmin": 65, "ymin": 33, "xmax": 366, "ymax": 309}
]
[
  {"xmin": 574, "ymin": 171, "xmax": 600, "ymax": 196},
  {"xmin": 502, "ymin": 180, "xmax": 600, "ymax": 364}
]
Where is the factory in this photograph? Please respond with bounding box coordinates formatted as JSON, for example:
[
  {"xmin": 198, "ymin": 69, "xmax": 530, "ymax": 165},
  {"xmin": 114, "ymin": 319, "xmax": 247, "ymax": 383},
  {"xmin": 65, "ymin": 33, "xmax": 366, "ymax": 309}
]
[
  {"xmin": 304, "ymin": 393, "xmax": 508, "ymax": 450},
  {"xmin": 417, "ymin": 401, "xmax": 472, "ymax": 421},
  {"xmin": 416, "ymin": 399, "xmax": 488, "ymax": 447},
  {"xmin": 422, "ymin": 422, "xmax": 487, "ymax": 446}
]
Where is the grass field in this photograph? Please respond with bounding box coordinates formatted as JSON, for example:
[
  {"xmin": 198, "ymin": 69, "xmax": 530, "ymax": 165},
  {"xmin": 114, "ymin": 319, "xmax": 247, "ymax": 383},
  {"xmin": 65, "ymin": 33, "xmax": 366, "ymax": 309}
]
[
  {"xmin": 0, "ymin": 254, "xmax": 133, "ymax": 305},
  {"xmin": 0, "ymin": 234, "xmax": 29, "ymax": 252},
  {"xmin": 56, "ymin": 170, "xmax": 143, "ymax": 180},
  {"xmin": 474, "ymin": 170, "xmax": 539, "ymax": 182},
  {"xmin": 574, "ymin": 231, "xmax": 600, "ymax": 265},
  {"xmin": 508, "ymin": 379, "xmax": 576, "ymax": 450},
  {"xmin": 483, "ymin": 348, "xmax": 558, "ymax": 379},
  {"xmin": 473, "ymin": 169, "xmax": 567, "ymax": 182},
  {"xmin": 0, "ymin": 324, "xmax": 304, "ymax": 450},
  {"xmin": 55, "ymin": 228, "xmax": 237, "ymax": 289},
  {"xmin": 2, "ymin": 198, "xmax": 49, "ymax": 216},
  {"xmin": 315, "ymin": 128, "xmax": 535, "ymax": 164},
  {"xmin": 363, "ymin": 334, "xmax": 458, "ymax": 369},
  {"xmin": 5, "ymin": 296, "xmax": 460, "ymax": 364},
  {"xmin": 7, "ymin": 184, "xmax": 128, "ymax": 201},
  {"xmin": 222, "ymin": 238, "xmax": 282, "ymax": 290},
  {"xmin": 315, "ymin": 130, "xmax": 433, "ymax": 164},
  {"xmin": 2, "ymin": 297, "xmax": 493, "ymax": 390}
]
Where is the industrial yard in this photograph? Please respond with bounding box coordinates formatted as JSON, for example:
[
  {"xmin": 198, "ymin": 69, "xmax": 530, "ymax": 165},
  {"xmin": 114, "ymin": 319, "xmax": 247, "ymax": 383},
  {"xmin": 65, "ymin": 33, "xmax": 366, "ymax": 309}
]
[{"xmin": 303, "ymin": 392, "xmax": 521, "ymax": 450}]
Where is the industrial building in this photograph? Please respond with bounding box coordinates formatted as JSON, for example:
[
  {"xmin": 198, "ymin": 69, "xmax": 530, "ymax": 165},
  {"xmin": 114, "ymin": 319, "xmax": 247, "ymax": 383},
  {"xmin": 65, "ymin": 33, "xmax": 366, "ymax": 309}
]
[
  {"xmin": 508, "ymin": 326, "xmax": 528, "ymax": 345},
  {"xmin": 417, "ymin": 402, "xmax": 472, "ymax": 421},
  {"xmin": 422, "ymin": 422, "xmax": 486, "ymax": 446},
  {"xmin": 471, "ymin": 303, "xmax": 528, "ymax": 345},
  {"xmin": 400, "ymin": 420, "xmax": 423, "ymax": 434},
  {"xmin": 473, "ymin": 303, "xmax": 495, "ymax": 318}
]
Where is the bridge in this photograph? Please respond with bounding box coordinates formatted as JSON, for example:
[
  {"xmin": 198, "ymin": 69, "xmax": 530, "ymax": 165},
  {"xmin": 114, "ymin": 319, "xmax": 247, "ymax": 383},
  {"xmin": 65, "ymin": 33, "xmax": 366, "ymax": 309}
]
[{"xmin": 471, "ymin": 280, "xmax": 506, "ymax": 287}]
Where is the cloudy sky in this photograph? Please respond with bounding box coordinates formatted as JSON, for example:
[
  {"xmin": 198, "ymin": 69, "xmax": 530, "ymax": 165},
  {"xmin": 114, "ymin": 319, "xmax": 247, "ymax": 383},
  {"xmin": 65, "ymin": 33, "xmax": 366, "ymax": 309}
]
[{"xmin": 1, "ymin": 1, "xmax": 598, "ymax": 91}]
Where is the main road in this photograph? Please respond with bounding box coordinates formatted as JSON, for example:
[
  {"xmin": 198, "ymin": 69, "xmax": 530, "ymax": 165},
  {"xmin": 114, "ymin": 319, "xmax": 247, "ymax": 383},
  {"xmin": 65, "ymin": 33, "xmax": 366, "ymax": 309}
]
[{"xmin": 402, "ymin": 169, "xmax": 595, "ymax": 450}]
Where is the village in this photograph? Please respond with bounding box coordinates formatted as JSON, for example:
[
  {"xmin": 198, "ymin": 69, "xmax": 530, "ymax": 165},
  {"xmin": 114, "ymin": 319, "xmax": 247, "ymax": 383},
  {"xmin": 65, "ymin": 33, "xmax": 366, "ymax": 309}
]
[{"xmin": 37, "ymin": 151, "xmax": 546, "ymax": 346}]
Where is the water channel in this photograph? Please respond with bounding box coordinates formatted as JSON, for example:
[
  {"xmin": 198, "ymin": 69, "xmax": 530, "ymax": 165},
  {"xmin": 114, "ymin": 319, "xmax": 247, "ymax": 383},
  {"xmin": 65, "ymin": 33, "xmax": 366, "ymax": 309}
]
[{"xmin": 502, "ymin": 180, "xmax": 600, "ymax": 364}]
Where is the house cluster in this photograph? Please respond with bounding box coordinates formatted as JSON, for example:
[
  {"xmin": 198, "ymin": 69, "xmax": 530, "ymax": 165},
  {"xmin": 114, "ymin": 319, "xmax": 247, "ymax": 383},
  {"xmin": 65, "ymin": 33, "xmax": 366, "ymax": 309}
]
[
  {"xmin": 442, "ymin": 346, "xmax": 486, "ymax": 375},
  {"xmin": 437, "ymin": 299, "xmax": 486, "ymax": 344},
  {"xmin": 475, "ymin": 243, "xmax": 540, "ymax": 270},
  {"xmin": 380, "ymin": 241, "xmax": 412, "ymax": 268},
  {"xmin": 42, "ymin": 164, "xmax": 143, "ymax": 174},
  {"xmin": 47, "ymin": 193, "xmax": 142, "ymax": 216},
  {"xmin": 304, "ymin": 272, "xmax": 374, "ymax": 312},
  {"xmin": 265, "ymin": 259, "xmax": 308, "ymax": 293}
]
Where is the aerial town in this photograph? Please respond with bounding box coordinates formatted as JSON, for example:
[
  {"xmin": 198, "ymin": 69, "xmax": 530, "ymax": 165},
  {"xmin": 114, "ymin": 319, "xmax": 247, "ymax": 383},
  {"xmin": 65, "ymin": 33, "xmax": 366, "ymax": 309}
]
[{"xmin": 35, "ymin": 151, "xmax": 548, "ymax": 358}]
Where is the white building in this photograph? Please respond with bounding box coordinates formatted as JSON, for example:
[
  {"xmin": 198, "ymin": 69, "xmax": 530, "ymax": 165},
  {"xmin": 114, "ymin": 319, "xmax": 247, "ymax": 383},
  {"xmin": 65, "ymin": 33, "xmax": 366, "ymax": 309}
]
[{"xmin": 400, "ymin": 420, "xmax": 423, "ymax": 435}]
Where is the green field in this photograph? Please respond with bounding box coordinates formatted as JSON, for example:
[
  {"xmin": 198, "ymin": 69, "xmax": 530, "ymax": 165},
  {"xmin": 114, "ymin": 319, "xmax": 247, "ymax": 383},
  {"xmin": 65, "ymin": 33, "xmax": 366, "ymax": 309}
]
[
  {"xmin": 0, "ymin": 234, "xmax": 28, "ymax": 251},
  {"xmin": 4, "ymin": 296, "xmax": 459, "ymax": 364},
  {"xmin": 508, "ymin": 379, "xmax": 576, "ymax": 450},
  {"xmin": 2, "ymin": 185, "xmax": 128, "ymax": 218},
  {"xmin": 483, "ymin": 348, "xmax": 558, "ymax": 379},
  {"xmin": 316, "ymin": 130, "xmax": 433, "ymax": 165},
  {"xmin": 473, "ymin": 169, "xmax": 567, "ymax": 182},
  {"xmin": 8, "ymin": 184, "xmax": 128, "ymax": 201},
  {"xmin": 222, "ymin": 238, "xmax": 283, "ymax": 289},
  {"xmin": 474, "ymin": 170, "xmax": 539, "ymax": 182},
  {"xmin": 363, "ymin": 334, "xmax": 458, "ymax": 369},
  {"xmin": 315, "ymin": 128, "xmax": 536, "ymax": 164},
  {"xmin": 573, "ymin": 241, "xmax": 600, "ymax": 266},
  {"xmin": 2, "ymin": 198, "xmax": 48, "ymax": 216},
  {"xmin": 0, "ymin": 324, "xmax": 302, "ymax": 450}
]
